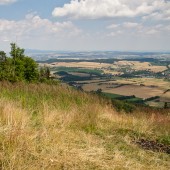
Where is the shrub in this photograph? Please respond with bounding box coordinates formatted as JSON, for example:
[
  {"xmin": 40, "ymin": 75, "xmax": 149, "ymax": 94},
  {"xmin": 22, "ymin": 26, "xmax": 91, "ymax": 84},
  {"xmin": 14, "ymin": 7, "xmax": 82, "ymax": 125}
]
[{"xmin": 112, "ymin": 99, "xmax": 136, "ymax": 113}]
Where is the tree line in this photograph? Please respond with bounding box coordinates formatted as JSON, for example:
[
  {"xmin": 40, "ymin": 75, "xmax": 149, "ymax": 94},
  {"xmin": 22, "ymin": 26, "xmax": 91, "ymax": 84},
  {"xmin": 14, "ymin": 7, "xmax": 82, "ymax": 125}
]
[{"xmin": 0, "ymin": 43, "xmax": 50, "ymax": 82}]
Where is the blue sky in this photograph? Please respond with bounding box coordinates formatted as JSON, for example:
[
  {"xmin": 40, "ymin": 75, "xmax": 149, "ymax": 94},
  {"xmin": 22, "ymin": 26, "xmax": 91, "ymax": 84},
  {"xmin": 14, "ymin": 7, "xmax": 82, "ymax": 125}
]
[{"xmin": 0, "ymin": 0, "xmax": 170, "ymax": 52}]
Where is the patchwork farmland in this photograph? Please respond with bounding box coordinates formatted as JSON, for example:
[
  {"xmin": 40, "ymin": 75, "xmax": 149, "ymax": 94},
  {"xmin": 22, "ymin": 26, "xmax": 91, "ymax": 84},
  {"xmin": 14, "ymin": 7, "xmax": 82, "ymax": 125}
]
[{"xmin": 39, "ymin": 55, "xmax": 170, "ymax": 108}]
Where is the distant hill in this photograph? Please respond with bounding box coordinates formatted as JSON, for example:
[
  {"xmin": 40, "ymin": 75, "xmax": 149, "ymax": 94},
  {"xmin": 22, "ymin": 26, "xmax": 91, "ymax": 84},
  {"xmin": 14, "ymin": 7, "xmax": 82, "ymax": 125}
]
[
  {"xmin": 25, "ymin": 49, "xmax": 71, "ymax": 54},
  {"xmin": 26, "ymin": 49, "xmax": 170, "ymax": 61}
]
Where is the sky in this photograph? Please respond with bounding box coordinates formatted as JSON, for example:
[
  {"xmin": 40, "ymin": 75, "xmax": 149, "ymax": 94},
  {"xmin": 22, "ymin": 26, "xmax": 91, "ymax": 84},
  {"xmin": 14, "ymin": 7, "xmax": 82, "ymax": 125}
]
[{"xmin": 0, "ymin": 0, "xmax": 170, "ymax": 52}]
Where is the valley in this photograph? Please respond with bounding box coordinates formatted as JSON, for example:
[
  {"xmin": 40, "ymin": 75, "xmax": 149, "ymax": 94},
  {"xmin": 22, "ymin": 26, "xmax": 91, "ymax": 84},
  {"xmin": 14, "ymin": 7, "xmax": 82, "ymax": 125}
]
[{"xmin": 38, "ymin": 52, "xmax": 170, "ymax": 108}]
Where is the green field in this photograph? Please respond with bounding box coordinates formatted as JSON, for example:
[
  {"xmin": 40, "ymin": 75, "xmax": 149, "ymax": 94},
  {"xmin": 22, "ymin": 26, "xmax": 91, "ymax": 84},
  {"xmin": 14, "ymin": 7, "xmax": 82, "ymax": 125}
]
[{"xmin": 53, "ymin": 67, "xmax": 103, "ymax": 76}]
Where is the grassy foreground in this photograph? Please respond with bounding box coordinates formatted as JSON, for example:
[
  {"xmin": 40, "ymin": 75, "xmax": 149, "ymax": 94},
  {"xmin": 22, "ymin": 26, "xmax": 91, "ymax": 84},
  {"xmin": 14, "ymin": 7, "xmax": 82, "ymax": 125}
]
[{"xmin": 0, "ymin": 82, "xmax": 169, "ymax": 170}]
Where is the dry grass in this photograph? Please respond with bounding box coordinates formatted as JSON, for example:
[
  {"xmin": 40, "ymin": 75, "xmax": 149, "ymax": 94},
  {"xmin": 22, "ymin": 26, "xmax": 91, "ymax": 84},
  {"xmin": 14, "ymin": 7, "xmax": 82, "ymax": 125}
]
[{"xmin": 0, "ymin": 82, "xmax": 169, "ymax": 169}]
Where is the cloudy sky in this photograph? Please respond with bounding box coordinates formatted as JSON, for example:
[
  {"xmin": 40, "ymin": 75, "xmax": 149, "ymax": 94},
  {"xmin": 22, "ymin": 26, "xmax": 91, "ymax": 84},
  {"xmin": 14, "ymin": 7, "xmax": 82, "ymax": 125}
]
[{"xmin": 0, "ymin": 0, "xmax": 170, "ymax": 52}]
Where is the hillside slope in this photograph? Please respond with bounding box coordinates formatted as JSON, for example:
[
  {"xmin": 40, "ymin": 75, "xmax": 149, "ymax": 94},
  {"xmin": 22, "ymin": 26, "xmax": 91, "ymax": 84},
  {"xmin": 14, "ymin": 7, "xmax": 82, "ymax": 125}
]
[{"xmin": 0, "ymin": 82, "xmax": 169, "ymax": 169}]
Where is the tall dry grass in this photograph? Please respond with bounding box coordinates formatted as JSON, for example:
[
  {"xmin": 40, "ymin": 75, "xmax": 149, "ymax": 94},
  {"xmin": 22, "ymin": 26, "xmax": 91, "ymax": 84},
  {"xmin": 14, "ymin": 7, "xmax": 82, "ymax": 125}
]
[{"xmin": 0, "ymin": 82, "xmax": 169, "ymax": 169}]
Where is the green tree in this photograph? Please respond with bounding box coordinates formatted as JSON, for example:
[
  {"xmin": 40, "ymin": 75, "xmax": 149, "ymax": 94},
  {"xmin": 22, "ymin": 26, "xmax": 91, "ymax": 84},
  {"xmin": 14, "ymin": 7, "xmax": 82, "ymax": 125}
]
[
  {"xmin": 0, "ymin": 43, "xmax": 40, "ymax": 82},
  {"xmin": 45, "ymin": 67, "xmax": 50, "ymax": 79},
  {"xmin": 39, "ymin": 66, "xmax": 50, "ymax": 80},
  {"xmin": 0, "ymin": 51, "xmax": 7, "ymax": 62},
  {"xmin": 10, "ymin": 43, "xmax": 25, "ymax": 59},
  {"xmin": 0, "ymin": 53, "xmax": 14, "ymax": 81},
  {"xmin": 0, "ymin": 43, "xmax": 51, "ymax": 83},
  {"xmin": 23, "ymin": 57, "xmax": 39, "ymax": 82},
  {"xmin": 0, "ymin": 51, "xmax": 8, "ymax": 80}
]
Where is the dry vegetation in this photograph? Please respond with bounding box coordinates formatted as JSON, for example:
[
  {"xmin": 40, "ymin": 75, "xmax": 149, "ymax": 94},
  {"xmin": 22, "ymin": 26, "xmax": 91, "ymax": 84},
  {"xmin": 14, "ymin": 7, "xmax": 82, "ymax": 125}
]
[
  {"xmin": 42, "ymin": 62, "xmax": 111, "ymax": 69},
  {"xmin": 115, "ymin": 61, "xmax": 167, "ymax": 73},
  {"xmin": 114, "ymin": 78, "xmax": 170, "ymax": 91},
  {"xmin": 41, "ymin": 61, "xmax": 167, "ymax": 73},
  {"xmin": 0, "ymin": 82, "xmax": 169, "ymax": 170},
  {"xmin": 104, "ymin": 85, "xmax": 164, "ymax": 99}
]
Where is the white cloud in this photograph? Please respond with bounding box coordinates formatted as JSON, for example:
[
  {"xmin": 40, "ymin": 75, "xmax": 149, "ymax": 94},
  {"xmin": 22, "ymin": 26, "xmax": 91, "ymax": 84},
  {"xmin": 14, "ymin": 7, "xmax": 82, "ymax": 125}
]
[
  {"xmin": 52, "ymin": 0, "xmax": 170, "ymax": 20},
  {"xmin": 107, "ymin": 24, "xmax": 120, "ymax": 29},
  {"xmin": 137, "ymin": 24, "xmax": 170, "ymax": 36},
  {"xmin": 0, "ymin": 14, "xmax": 81, "ymax": 42},
  {"xmin": 122, "ymin": 22, "xmax": 140, "ymax": 28},
  {"xmin": 143, "ymin": 9, "xmax": 170, "ymax": 21},
  {"xmin": 145, "ymin": 29, "xmax": 159, "ymax": 35},
  {"xmin": 0, "ymin": 0, "xmax": 17, "ymax": 5},
  {"xmin": 107, "ymin": 30, "xmax": 123, "ymax": 37},
  {"xmin": 107, "ymin": 22, "xmax": 140, "ymax": 30},
  {"xmin": 106, "ymin": 21, "xmax": 170, "ymax": 38}
]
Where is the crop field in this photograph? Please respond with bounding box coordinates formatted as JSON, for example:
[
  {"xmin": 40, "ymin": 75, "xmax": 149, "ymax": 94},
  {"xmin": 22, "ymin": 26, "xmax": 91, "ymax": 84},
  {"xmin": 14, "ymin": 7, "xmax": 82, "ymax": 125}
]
[
  {"xmin": 104, "ymin": 84, "xmax": 164, "ymax": 99},
  {"xmin": 114, "ymin": 78, "xmax": 169, "ymax": 91},
  {"xmin": 40, "ymin": 58, "xmax": 170, "ymax": 107},
  {"xmin": 76, "ymin": 78, "xmax": 169, "ymax": 97},
  {"xmin": 41, "ymin": 61, "xmax": 167, "ymax": 73},
  {"xmin": 115, "ymin": 61, "xmax": 167, "ymax": 73},
  {"xmin": 82, "ymin": 82, "xmax": 164, "ymax": 99},
  {"xmin": 41, "ymin": 60, "xmax": 168, "ymax": 78},
  {"xmin": 51, "ymin": 67, "xmax": 103, "ymax": 76},
  {"xmin": 48, "ymin": 62, "xmax": 112, "ymax": 69}
]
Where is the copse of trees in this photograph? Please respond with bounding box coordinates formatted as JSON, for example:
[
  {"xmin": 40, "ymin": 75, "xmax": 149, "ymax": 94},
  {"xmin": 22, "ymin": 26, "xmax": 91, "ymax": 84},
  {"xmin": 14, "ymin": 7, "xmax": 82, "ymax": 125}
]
[{"xmin": 0, "ymin": 43, "xmax": 50, "ymax": 82}]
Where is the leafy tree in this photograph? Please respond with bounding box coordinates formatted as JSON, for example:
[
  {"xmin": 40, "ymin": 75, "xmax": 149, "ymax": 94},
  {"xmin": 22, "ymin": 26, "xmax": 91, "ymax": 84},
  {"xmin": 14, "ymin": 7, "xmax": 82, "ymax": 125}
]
[
  {"xmin": 0, "ymin": 51, "xmax": 12, "ymax": 81},
  {"xmin": 10, "ymin": 43, "xmax": 25, "ymax": 59},
  {"xmin": 45, "ymin": 67, "xmax": 50, "ymax": 79},
  {"xmin": 0, "ymin": 51, "xmax": 7, "ymax": 62},
  {"xmin": 0, "ymin": 43, "xmax": 54, "ymax": 83},
  {"xmin": 0, "ymin": 43, "xmax": 40, "ymax": 82},
  {"xmin": 39, "ymin": 66, "xmax": 50, "ymax": 80},
  {"xmin": 23, "ymin": 57, "xmax": 39, "ymax": 81}
]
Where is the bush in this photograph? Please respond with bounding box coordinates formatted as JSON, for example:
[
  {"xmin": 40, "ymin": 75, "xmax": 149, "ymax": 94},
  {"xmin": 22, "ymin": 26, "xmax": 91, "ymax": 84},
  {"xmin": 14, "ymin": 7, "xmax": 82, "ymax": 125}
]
[{"xmin": 112, "ymin": 99, "xmax": 136, "ymax": 113}]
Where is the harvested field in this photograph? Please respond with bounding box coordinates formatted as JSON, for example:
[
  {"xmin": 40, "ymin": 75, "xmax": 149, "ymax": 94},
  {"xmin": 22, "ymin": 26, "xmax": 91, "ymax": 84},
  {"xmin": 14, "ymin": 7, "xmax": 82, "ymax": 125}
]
[
  {"xmin": 79, "ymin": 78, "xmax": 170, "ymax": 100},
  {"xmin": 160, "ymin": 91, "xmax": 170, "ymax": 102},
  {"xmin": 82, "ymin": 82, "xmax": 166, "ymax": 99},
  {"xmin": 50, "ymin": 62, "xmax": 112, "ymax": 69},
  {"xmin": 104, "ymin": 85, "xmax": 164, "ymax": 99},
  {"xmin": 115, "ymin": 61, "xmax": 167, "ymax": 73},
  {"xmin": 114, "ymin": 78, "xmax": 170, "ymax": 91}
]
